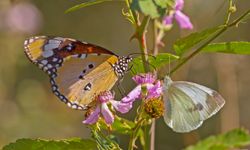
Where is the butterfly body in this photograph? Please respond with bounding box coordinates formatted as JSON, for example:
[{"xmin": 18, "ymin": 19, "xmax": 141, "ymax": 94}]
[
  {"xmin": 24, "ymin": 36, "xmax": 132, "ymax": 110},
  {"xmin": 163, "ymin": 76, "xmax": 225, "ymax": 133}
]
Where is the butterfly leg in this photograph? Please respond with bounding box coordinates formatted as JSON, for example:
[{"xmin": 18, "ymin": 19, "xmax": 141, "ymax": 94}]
[{"xmin": 116, "ymin": 77, "xmax": 126, "ymax": 97}]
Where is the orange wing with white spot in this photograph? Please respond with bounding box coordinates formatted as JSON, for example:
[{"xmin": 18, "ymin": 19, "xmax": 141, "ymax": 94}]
[
  {"xmin": 24, "ymin": 36, "xmax": 116, "ymax": 78},
  {"xmin": 24, "ymin": 36, "xmax": 121, "ymax": 110}
]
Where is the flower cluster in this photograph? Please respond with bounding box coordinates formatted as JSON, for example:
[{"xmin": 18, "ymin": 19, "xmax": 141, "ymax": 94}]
[
  {"xmin": 83, "ymin": 73, "xmax": 163, "ymax": 125},
  {"xmin": 83, "ymin": 91, "xmax": 131, "ymax": 125},
  {"xmin": 121, "ymin": 73, "xmax": 162, "ymax": 104}
]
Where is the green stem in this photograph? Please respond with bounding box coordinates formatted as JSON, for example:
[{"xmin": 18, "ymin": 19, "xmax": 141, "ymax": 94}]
[
  {"xmin": 169, "ymin": 27, "xmax": 226, "ymax": 75},
  {"xmin": 137, "ymin": 16, "xmax": 151, "ymax": 72},
  {"xmin": 153, "ymin": 20, "xmax": 159, "ymax": 55},
  {"xmin": 128, "ymin": 119, "xmax": 145, "ymax": 150},
  {"xmin": 228, "ymin": 9, "xmax": 250, "ymax": 27},
  {"xmin": 169, "ymin": 9, "xmax": 250, "ymax": 75}
]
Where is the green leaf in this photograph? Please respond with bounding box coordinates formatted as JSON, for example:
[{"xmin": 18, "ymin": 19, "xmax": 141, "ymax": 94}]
[
  {"xmin": 111, "ymin": 117, "xmax": 135, "ymax": 135},
  {"xmin": 65, "ymin": 0, "xmax": 113, "ymax": 13},
  {"xmin": 154, "ymin": 0, "xmax": 174, "ymax": 8},
  {"xmin": 202, "ymin": 42, "xmax": 250, "ymax": 55},
  {"xmin": 130, "ymin": 53, "xmax": 179, "ymax": 75},
  {"xmin": 98, "ymin": 116, "xmax": 135, "ymax": 135},
  {"xmin": 185, "ymin": 128, "xmax": 250, "ymax": 150},
  {"xmin": 131, "ymin": 0, "xmax": 168, "ymax": 18},
  {"xmin": 91, "ymin": 130, "xmax": 122, "ymax": 150},
  {"xmin": 3, "ymin": 138, "xmax": 96, "ymax": 150},
  {"xmin": 173, "ymin": 26, "xmax": 224, "ymax": 56}
]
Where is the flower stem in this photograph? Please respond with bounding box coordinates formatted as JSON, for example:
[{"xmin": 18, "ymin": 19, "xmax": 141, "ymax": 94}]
[
  {"xmin": 128, "ymin": 119, "xmax": 145, "ymax": 150},
  {"xmin": 169, "ymin": 9, "xmax": 250, "ymax": 75},
  {"xmin": 137, "ymin": 16, "xmax": 151, "ymax": 72}
]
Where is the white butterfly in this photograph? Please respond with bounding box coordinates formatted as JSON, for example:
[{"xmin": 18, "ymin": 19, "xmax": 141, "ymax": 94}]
[{"xmin": 163, "ymin": 76, "xmax": 225, "ymax": 133}]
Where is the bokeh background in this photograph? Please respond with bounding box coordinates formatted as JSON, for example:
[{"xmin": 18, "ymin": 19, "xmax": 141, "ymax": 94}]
[{"xmin": 0, "ymin": 0, "xmax": 250, "ymax": 149}]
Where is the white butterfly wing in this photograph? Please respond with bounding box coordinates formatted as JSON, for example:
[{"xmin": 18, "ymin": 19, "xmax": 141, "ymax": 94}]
[
  {"xmin": 173, "ymin": 81, "xmax": 225, "ymax": 120},
  {"xmin": 163, "ymin": 77, "xmax": 225, "ymax": 133},
  {"xmin": 164, "ymin": 86, "xmax": 202, "ymax": 133}
]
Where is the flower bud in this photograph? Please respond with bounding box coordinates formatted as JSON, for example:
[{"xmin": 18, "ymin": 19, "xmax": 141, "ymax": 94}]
[
  {"xmin": 229, "ymin": 6, "xmax": 237, "ymax": 13},
  {"xmin": 144, "ymin": 97, "xmax": 164, "ymax": 119}
]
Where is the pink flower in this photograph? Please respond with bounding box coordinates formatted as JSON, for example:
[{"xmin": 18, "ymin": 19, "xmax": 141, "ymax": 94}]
[
  {"xmin": 163, "ymin": 0, "xmax": 193, "ymax": 29},
  {"xmin": 122, "ymin": 73, "xmax": 162, "ymax": 104},
  {"xmin": 83, "ymin": 91, "xmax": 132, "ymax": 125},
  {"xmin": 5, "ymin": 2, "xmax": 43, "ymax": 34}
]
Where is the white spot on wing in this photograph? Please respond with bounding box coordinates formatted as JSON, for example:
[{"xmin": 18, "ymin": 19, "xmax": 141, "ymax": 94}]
[
  {"xmin": 47, "ymin": 64, "xmax": 53, "ymax": 69},
  {"xmin": 44, "ymin": 43, "xmax": 60, "ymax": 51},
  {"xmin": 29, "ymin": 38, "xmax": 34, "ymax": 43},
  {"xmin": 54, "ymin": 37, "xmax": 65, "ymax": 41},
  {"xmin": 42, "ymin": 50, "xmax": 54, "ymax": 58},
  {"xmin": 52, "ymin": 57, "xmax": 58, "ymax": 62},
  {"xmin": 49, "ymin": 39, "xmax": 61, "ymax": 44},
  {"xmin": 41, "ymin": 60, "xmax": 48, "ymax": 65},
  {"xmin": 80, "ymin": 54, "xmax": 86, "ymax": 59},
  {"xmin": 24, "ymin": 40, "xmax": 28, "ymax": 45}
]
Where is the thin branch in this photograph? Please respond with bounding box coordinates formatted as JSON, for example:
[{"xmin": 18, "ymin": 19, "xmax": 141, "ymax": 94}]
[{"xmin": 169, "ymin": 9, "xmax": 250, "ymax": 75}]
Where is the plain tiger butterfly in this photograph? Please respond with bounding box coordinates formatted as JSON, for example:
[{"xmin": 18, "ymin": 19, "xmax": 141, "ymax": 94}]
[{"xmin": 24, "ymin": 36, "xmax": 132, "ymax": 110}]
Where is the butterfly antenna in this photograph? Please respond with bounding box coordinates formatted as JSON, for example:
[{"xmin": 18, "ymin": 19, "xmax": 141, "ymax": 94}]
[
  {"xmin": 128, "ymin": 52, "xmax": 156, "ymax": 60},
  {"xmin": 167, "ymin": 54, "xmax": 171, "ymax": 77}
]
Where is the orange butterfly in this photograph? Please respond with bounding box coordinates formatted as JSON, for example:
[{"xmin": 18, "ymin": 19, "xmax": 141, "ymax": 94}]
[{"xmin": 24, "ymin": 36, "xmax": 132, "ymax": 110}]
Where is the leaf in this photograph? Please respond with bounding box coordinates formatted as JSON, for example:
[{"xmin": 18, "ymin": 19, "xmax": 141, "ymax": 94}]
[
  {"xmin": 202, "ymin": 42, "xmax": 250, "ymax": 55},
  {"xmin": 111, "ymin": 117, "xmax": 135, "ymax": 135},
  {"xmin": 65, "ymin": 0, "xmax": 113, "ymax": 13},
  {"xmin": 130, "ymin": 53, "xmax": 179, "ymax": 75},
  {"xmin": 173, "ymin": 26, "xmax": 224, "ymax": 56},
  {"xmin": 98, "ymin": 116, "xmax": 135, "ymax": 135},
  {"xmin": 185, "ymin": 128, "xmax": 250, "ymax": 150},
  {"xmin": 3, "ymin": 138, "xmax": 96, "ymax": 150},
  {"xmin": 154, "ymin": 0, "xmax": 175, "ymax": 8},
  {"xmin": 131, "ymin": 0, "xmax": 168, "ymax": 18},
  {"xmin": 91, "ymin": 130, "xmax": 122, "ymax": 150}
]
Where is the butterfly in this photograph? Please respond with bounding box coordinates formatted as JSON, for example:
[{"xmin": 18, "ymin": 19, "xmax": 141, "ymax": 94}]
[
  {"xmin": 163, "ymin": 76, "xmax": 225, "ymax": 133},
  {"xmin": 24, "ymin": 36, "xmax": 132, "ymax": 110}
]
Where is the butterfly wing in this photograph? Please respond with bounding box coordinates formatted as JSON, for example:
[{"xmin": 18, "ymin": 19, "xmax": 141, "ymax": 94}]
[
  {"xmin": 163, "ymin": 77, "xmax": 225, "ymax": 133},
  {"xmin": 163, "ymin": 84, "xmax": 202, "ymax": 133},
  {"xmin": 173, "ymin": 81, "xmax": 225, "ymax": 120},
  {"xmin": 52, "ymin": 55, "xmax": 119, "ymax": 110},
  {"xmin": 24, "ymin": 36, "xmax": 119, "ymax": 110},
  {"xmin": 24, "ymin": 36, "xmax": 115, "ymax": 77}
]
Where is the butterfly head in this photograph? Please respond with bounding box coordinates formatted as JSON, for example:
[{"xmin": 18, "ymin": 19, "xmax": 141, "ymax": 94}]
[{"xmin": 112, "ymin": 56, "xmax": 133, "ymax": 77}]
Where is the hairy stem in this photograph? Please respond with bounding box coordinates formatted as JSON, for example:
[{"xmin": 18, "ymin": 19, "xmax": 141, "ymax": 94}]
[
  {"xmin": 126, "ymin": 1, "xmax": 151, "ymax": 149},
  {"xmin": 137, "ymin": 16, "xmax": 151, "ymax": 72},
  {"xmin": 128, "ymin": 119, "xmax": 145, "ymax": 150}
]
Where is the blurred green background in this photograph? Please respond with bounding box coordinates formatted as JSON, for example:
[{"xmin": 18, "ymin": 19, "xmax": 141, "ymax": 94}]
[{"xmin": 0, "ymin": 0, "xmax": 250, "ymax": 149}]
